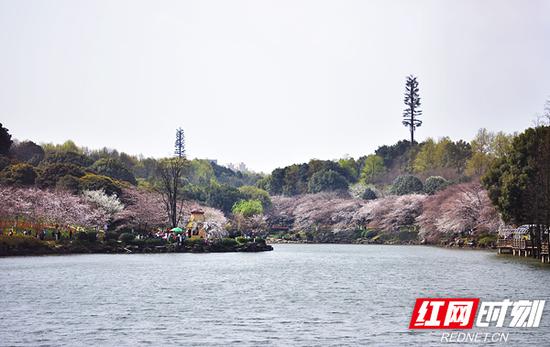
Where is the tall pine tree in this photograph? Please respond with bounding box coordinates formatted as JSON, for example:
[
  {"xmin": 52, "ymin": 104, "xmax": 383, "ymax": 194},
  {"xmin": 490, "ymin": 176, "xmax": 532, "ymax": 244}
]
[
  {"xmin": 402, "ymin": 75, "xmax": 422, "ymax": 145},
  {"xmin": 174, "ymin": 127, "xmax": 186, "ymax": 158}
]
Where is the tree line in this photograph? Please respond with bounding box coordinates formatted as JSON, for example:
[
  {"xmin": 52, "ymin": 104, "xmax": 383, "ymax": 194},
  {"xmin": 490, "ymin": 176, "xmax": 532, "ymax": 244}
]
[
  {"xmin": 0, "ymin": 123, "xmax": 265, "ymax": 219},
  {"xmin": 258, "ymin": 128, "xmax": 513, "ymax": 198}
]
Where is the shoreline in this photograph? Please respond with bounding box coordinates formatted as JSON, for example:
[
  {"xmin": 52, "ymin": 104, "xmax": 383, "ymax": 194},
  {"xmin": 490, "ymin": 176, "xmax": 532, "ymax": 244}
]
[
  {"xmin": 0, "ymin": 235, "xmax": 273, "ymax": 257},
  {"xmin": 266, "ymin": 238, "xmax": 495, "ymax": 249}
]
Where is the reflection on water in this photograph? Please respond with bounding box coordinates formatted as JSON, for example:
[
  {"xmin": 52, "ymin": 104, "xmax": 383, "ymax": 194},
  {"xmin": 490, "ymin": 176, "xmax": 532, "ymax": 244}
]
[{"xmin": 0, "ymin": 244, "xmax": 549, "ymax": 346}]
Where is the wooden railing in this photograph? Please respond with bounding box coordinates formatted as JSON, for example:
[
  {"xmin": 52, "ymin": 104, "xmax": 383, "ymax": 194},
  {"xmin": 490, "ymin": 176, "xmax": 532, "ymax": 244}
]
[
  {"xmin": 497, "ymin": 239, "xmax": 513, "ymax": 248},
  {"xmin": 512, "ymin": 239, "xmax": 526, "ymax": 249}
]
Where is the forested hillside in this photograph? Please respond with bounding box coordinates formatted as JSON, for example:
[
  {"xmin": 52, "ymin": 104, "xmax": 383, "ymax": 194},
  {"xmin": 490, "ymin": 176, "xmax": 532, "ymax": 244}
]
[{"xmin": 1, "ymin": 117, "xmax": 549, "ymax": 246}]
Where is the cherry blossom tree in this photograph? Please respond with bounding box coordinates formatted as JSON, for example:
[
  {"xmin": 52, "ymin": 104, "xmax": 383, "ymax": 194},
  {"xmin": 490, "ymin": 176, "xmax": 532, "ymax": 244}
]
[{"xmin": 0, "ymin": 185, "xmax": 108, "ymax": 228}]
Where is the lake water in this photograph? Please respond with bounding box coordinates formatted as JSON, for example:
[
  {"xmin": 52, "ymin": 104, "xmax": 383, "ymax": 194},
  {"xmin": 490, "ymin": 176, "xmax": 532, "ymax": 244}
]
[{"xmin": 0, "ymin": 244, "xmax": 549, "ymax": 346}]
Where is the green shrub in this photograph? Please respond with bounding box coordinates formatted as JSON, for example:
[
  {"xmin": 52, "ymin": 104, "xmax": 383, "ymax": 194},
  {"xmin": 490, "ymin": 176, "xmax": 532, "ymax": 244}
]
[
  {"xmin": 104, "ymin": 231, "xmax": 119, "ymax": 241},
  {"xmin": 390, "ymin": 175, "xmax": 424, "ymax": 195},
  {"xmin": 424, "ymin": 176, "xmax": 450, "ymax": 195},
  {"xmin": 119, "ymin": 233, "xmax": 135, "ymax": 243},
  {"xmin": 0, "ymin": 235, "xmax": 51, "ymax": 254},
  {"xmin": 79, "ymin": 173, "xmax": 122, "ymax": 196},
  {"xmin": 145, "ymin": 238, "xmax": 166, "ymax": 247},
  {"xmin": 362, "ymin": 188, "xmax": 377, "ymax": 200},
  {"xmin": 219, "ymin": 238, "xmax": 238, "ymax": 247},
  {"xmin": 130, "ymin": 239, "xmax": 145, "ymax": 247},
  {"xmin": 254, "ymin": 237, "xmax": 266, "ymax": 245},
  {"xmin": 478, "ymin": 234, "xmax": 496, "ymax": 247},
  {"xmin": 235, "ymin": 236, "xmax": 248, "ymax": 244},
  {"xmin": 36, "ymin": 163, "xmax": 85, "ymax": 188},
  {"xmin": 1, "ymin": 234, "xmax": 41, "ymax": 248},
  {"xmin": 185, "ymin": 236, "xmax": 205, "ymax": 246},
  {"xmin": 90, "ymin": 158, "xmax": 137, "ymax": 185},
  {"xmin": 308, "ymin": 169, "xmax": 349, "ymax": 193},
  {"xmin": 86, "ymin": 231, "xmax": 97, "ymax": 242},
  {"xmin": 0, "ymin": 163, "xmax": 37, "ymax": 186},
  {"xmin": 75, "ymin": 231, "xmax": 88, "ymax": 241}
]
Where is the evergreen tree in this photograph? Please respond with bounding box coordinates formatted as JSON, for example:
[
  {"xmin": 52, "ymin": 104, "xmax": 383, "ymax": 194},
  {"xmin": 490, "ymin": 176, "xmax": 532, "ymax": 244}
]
[
  {"xmin": 174, "ymin": 127, "xmax": 186, "ymax": 158},
  {"xmin": 0, "ymin": 123, "xmax": 13, "ymax": 156},
  {"xmin": 402, "ymin": 75, "xmax": 422, "ymax": 145}
]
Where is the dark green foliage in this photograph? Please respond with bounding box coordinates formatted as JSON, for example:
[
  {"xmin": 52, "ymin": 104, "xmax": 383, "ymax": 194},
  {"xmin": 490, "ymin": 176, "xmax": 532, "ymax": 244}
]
[
  {"xmin": 402, "ymin": 75, "xmax": 423, "ymax": 144},
  {"xmin": 130, "ymin": 238, "xmax": 145, "ymax": 247},
  {"xmin": 43, "ymin": 151, "xmax": 92, "ymax": 167},
  {"xmin": 86, "ymin": 231, "xmax": 97, "ymax": 242},
  {"xmin": 390, "ymin": 175, "xmax": 424, "ymax": 195},
  {"xmin": 0, "ymin": 155, "xmax": 10, "ymax": 171},
  {"xmin": 91, "ymin": 158, "xmax": 137, "ymax": 185},
  {"xmin": 181, "ymin": 184, "xmax": 208, "ymax": 203},
  {"xmin": 75, "ymin": 231, "xmax": 88, "ymax": 241},
  {"xmin": 185, "ymin": 237, "xmax": 206, "ymax": 246},
  {"xmin": 145, "ymin": 238, "xmax": 166, "ymax": 247},
  {"xmin": 477, "ymin": 234, "xmax": 496, "ymax": 248},
  {"xmin": 219, "ymin": 238, "xmax": 238, "ymax": 247},
  {"xmin": 10, "ymin": 141, "xmax": 45, "ymax": 165},
  {"xmin": 482, "ymin": 126, "xmax": 550, "ymax": 226},
  {"xmin": 256, "ymin": 176, "xmax": 271, "ymax": 191},
  {"xmin": 175, "ymin": 127, "xmax": 186, "ymax": 158},
  {"xmin": 424, "ymin": 176, "xmax": 449, "ymax": 195},
  {"xmin": 210, "ymin": 161, "xmax": 261, "ymax": 187},
  {"xmin": 254, "ymin": 237, "xmax": 266, "ymax": 245},
  {"xmin": 0, "ymin": 163, "xmax": 37, "ymax": 186},
  {"xmin": 36, "ymin": 163, "xmax": 85, "ymax": 188},
  {"xmin": 338, "ymin": 158, "xmax": 360, "ymax": 183},
  {"xmin": 0, "ymin": 235, "xmax": 52, "ymax": 256},
  {"xmin": 104, "ymin": 231, "xmax": 119, "ymax": 241},
  {"xmin": 0, "ymin": 123, "xmax": 13, "ymax": 156},
  {"xmin": 282, "ymin": 164, "xmax": 309, "ymax": 195},
  {"xmin": 266, "ymin": 160, "xmax": 352, "ymax": 196},
  {"xmin": 268, "ymin": 168, "xmax": 285, "ymax": 195},
  {"xmin": 119, "ymin": 233, "xmax": 135, "ymax": 243},
  {"xmin": 235, "ymin": 236, "xmax": 248, "ymax": 244},
  {"xmin": 445, "ymin": 140, "xmax": 472, "ymax": 174},
  {"xmin": 362, "ymin": 188, "xmax": 377, "ymax": 200},
  {"xmin": 79, "ymin": 173, "xmax": 122, "ymax": 196},
  {"xmin": 308, "ymin": 170, "xmax": 349, "ymax": 193},
  {"xmin": 308, "ymin": 160, "xmax": 353, "ymax": 182},
  {"xmin": 207, "ymin": 184, "xmax": 245, "ymax": 213},
  {"xmin": 55, "ymin": 175, "xmax": 81, "ymax": 193},
  {"xmin": 374, "ymin": 140, "xmax": 412, "ymax": 167}
]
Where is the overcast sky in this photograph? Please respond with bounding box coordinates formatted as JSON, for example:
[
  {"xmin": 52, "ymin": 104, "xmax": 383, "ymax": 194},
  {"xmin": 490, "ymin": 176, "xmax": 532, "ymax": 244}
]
[{"xmin": 1, "ymin": 0, "xmax": 549, "ymax": 173}]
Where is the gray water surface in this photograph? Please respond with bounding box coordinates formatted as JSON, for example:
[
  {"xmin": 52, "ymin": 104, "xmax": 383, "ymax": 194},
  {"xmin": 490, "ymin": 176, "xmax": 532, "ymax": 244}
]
[{"xmin": 0, "ymin": 244, "xmax": 549, "ymax": 346}]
